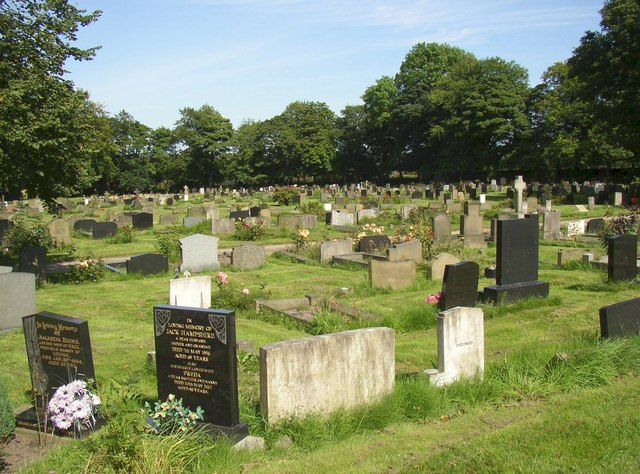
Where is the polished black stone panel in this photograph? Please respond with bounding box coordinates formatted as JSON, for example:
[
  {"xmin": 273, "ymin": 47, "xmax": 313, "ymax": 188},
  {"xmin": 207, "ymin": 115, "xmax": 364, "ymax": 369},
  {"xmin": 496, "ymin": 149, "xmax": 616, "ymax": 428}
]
[
  {"xmin": 480, "ymin": 281, "xmax": 549, "ymax": 305},
  {"xmin": 496, "ymin": 214, "xmax": 540, "ymax": 286},
  {"xmin": 440, "ymin": 261, "xmax": 479, "ymax": 310},
  {"xmin": 607, "ymin": 234, "xmax": 638, "ymax": 282},
  {"xmin": 600, "ymin": 297, "xmax": 640, "ymax": 338}
]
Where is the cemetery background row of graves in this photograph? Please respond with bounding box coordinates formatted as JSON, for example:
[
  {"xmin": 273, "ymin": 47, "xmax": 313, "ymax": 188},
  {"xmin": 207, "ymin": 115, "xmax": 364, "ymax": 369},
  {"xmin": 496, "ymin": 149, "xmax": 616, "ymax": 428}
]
[{"xmin": 0, "ymin": 176, "xmax": 639, "ymax": 472}]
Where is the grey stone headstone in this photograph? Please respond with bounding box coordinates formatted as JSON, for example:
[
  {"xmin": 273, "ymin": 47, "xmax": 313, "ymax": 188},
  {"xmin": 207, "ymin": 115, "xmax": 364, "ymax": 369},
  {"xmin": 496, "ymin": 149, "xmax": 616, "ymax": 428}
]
[
  {"xmin": 542, "ymin": 210, "xmax": 561, "ymax": 240},
  {"xmin": 47, "ymin": 219, "xmax": 72, "ymax": 247},
  {"xmin": 432, "ymin": 213, "xmax": 451, "ymax": 242},
  {"xmin": 0, "ymin": 272, "xmax": 36, "ymax": 331},
  {"xmin": 358, "ymin": 235, "xmax": 391, "ymax": 254},
  {"xmin": 320, "ymin": 238, "xmax": 353, "ymax": 263},
  {"xmin": 232, "ymin": 244, "xmax": 265, "ymax": 271},
  {"xmin": 212, "ymin": 218, "xmax": 236, "ymax": 235},
  {"xmin": 179, "ymin": 234, "xmax": 220, "ymax": 272},
  {"xmin": 183, "ymin": 216, "xmax": 204, "ymax": 228}
]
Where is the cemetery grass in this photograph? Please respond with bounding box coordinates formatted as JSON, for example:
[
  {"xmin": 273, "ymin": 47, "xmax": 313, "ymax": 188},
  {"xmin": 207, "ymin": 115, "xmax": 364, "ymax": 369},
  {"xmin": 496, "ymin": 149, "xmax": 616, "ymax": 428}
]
[{"xmin": 2, "ymin": 253, "xmax": 640, "ymax": 472}]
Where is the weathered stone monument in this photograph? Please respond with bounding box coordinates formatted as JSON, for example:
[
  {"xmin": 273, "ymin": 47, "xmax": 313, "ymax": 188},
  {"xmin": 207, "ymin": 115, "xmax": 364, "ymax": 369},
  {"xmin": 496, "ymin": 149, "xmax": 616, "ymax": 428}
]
[{"xmin": 179, "ymin": 234, "xmax": 220, "ymax": 272}]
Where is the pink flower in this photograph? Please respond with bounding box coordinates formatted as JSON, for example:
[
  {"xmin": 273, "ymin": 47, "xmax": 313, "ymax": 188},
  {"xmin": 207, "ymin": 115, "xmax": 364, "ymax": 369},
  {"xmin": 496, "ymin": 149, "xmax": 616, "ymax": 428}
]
[
  {"xmin": 216, "ymin": 272, "xmax": 229, "ymax": 285},
  {"xmin": 242, "ymin": 288, "xmax": 250, "ymax": 296},
  {"xmin": 424, "ymin": 292, "xmax": 442, "ymax": 304}
]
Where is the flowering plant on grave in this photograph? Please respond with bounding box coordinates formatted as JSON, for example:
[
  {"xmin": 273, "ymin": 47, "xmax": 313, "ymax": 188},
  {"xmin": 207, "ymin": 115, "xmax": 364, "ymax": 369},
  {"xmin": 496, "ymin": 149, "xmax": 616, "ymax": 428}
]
[
  {"xmin": 66, "ymin": 254, "xmax": 105, "ymax": 284},
  {"xmin": 292, "ymin": 228, "xmax": 310, "ymax": 249},
  {"xmin": 216, "ymin": 271, "xmax": 229, "ymax": 289},
  {"xmin": 234, "ymin": 219, "xmax": 265, "ymax": 241},
  {"xmin": 424, "ymin": 292, "xmax": 442, "ymax": 305},
  {"xmin": 48, "ymin": 379, "xmax": 101, "ymax": 432},
  {"xmin": 143, "ymin": 394, "xmax": 204, "ymax": 434},
  {"xmin": 353, "ymin": 222, "xmax": 385, "ymax": 246}
]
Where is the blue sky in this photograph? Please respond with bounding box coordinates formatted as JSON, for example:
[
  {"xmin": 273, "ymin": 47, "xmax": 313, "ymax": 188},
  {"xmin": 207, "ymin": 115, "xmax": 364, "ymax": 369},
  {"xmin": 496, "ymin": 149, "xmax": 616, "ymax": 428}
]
[{"xmin": 67, "ymin": 0, "xmax": 604, "ymax": 129}]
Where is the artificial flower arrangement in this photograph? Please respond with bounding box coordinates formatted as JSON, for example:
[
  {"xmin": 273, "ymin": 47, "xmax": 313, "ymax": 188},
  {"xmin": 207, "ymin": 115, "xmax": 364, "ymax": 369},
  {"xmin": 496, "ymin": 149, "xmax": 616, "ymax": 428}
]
[{"xmin": 48, "ymin": 379, "xmax": 101, "ymax": 433}]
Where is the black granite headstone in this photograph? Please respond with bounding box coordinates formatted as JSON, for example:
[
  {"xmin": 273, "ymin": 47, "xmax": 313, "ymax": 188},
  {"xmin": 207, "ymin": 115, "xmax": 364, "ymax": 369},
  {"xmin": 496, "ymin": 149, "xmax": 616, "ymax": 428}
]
[
  {"xmin": 18, "ymin": 246, "xmax": 47, "ymax": 281},
  {"xmin": 166, "ymin": 197, "xmax": 174, "ymax": 206},
  {"xmin": 358, "ymin": 235, "xmax": 391, "ymax": 254},
  {"xmin": 440, "ymin": 261, "xmax": 479, "ymax": 310},
  {"xmin": 153, "ymin": 305, "xmax": 247, "ymax": 441},
  {"xmin": 496, "ymin": 215, "xmax": 539, "ymax": 285},
  {"xmin": 131, "ymin": 212, "xmax": 154, "ymax": 229},
  {"xmin": 92, "ymin": 221, "xmax": 117, "ymax": 239},
  {"xmin": 586, "ymin": 218, "xmax": 605, "ymax": 234},
  {"xmin": 229, "ymin": 210, "xmax": 250, "ymax": 220},
  {"xmin": 126, "ymin": 253, "xmax": 169, "ymax": 275},
  {"xmin": 411, "ymin": 191, "xmax": 423, "ymax": 200},
  {"xmin": 73, "ymin": 219, "xmax": 97, "ymax": 233},
  {"xmin": 599, "ymin": 297, "xmax": 640, "ymax": 338},
  {"xmin": 607, "ymin": 234, "xmax": 638, "ymax": 282},
  {"xmin": 481, "ymin": 214, "xmax": 549, "ymax": 304},
  {"xmin": 18, "ymin": 312, "xmax": 96, "ymax": 435},
  {"xmin": 249, "ymin": 206, "xmax": 261, "ymax": 217}
]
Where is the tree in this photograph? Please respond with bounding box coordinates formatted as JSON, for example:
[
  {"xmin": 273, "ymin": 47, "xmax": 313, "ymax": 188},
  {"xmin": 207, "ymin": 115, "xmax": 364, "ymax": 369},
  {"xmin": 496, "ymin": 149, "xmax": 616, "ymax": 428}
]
[
  {"xmin": 108, "ymin": 111, "xmax": 153, "ymax": 193},
  {"xmin": 150, "ymin": 126, "xmax": 184, "ymax": 192},
  {"xmin": 567, "ymin": 0, "xmax": 640, "ymax": 169},
  {"xmin": 277, "ymin": 101, "xmax": 338, "ymax": 181},
  {"xmin": 0, "ymin": 0, "xmax": 102, "ymax": 207},
  {"xmin": 393, "ymin": 43, "xmax": 474, "ymax": 174},
  {"xmin": 175, "ymin": 105, "xmax": 233, "ymax": 189},
  {"xmin": 433, "ymin": 57, "xmax": 530, "ymax": 176},
  {"xmin": 335, "ymin": 104, "xmax": 368, "ymax": 181}
]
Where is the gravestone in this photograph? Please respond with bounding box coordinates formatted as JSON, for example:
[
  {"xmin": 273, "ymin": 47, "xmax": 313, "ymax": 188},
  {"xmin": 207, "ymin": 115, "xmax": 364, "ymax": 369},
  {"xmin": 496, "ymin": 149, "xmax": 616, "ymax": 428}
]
[
  {"xmin": 599, "ymin": 297, "xmax": 640, "ymax": 338},
  {"xmin": 17, "ymin": 312, "xmax": 96, "ymax": 435},
  {"xmin": 230, "ymin": 210, "xmax": 250, "ymax": 220},
  {"xmin": 481, "ymin": 214, "xmax": 549, "ymax": 304},
  {"xmin": 320, "ymin": 238, "xmax": 353, "ymax": 263},
  {"xmin": 425, "ymin": 307, "xmax": 484, "ymax": 387},
  {"xmin": 184, "ymin": 216, "xmax": 204, "ymax": 228},
  {"xmin": 179, "ymin": 234, "xmax": 220, "ymax": 272},
  {"xmin": 231, "ymin": 244, "xmax": 265, "ymax": 270},
  {"xmin": 0, "ymin": 272, "xmax": 36, "ymax": 331},
  {"xmin": 73, "ymin": 219, "xmax": 97, "ymax": 233},
  {"xmin": 277, "ymin": 214, "xmax": 302, "ymax": 229},
  {"xmin": 126, "ymin": 253, "xmax": 169, "ymax": 275},
  {"xmin": 542, "ymin": 210, "xmax": 561, "ymax": 240},
  {"xmin": 513, "ymin": 175, "xmax": 526, "ymax": 214},
  {"xmin": 330, "ymin": 210, "xmax": 355, "ymax": 227},
  {"xmin": 358, "ymin": 235, "xmax": 391, "ymax": 254},
  {"xmin": 18, "ymin": 246, "xmax": 47, "ymax": 281},
  {"xmin": 131, "ymin": 212, "xmax": 153, "ymax": 229},
  {"xmin": 92, "ymin": 222, "xmax": 117, "ymax": 239},
  {"xmin": 212, "ymin": 218, "xmax": 236, "ymax": 235},
  {"xmin": 586, "ymin": 218, "xmax": 605, "ymax": 234},
  {"xmin": 607, "ymin": 234, "xmax": 638, "ymax": 282},
  {"xmin": 430, "ymin": 253, "xmax": 460, "ymax": 281},
  {"xmin": 169, "ymin": 276, "xmax": 211, "ymax": 308},
  {"xmin": 249, "ymin": 206, "xmax": 261, "ymax": 217},
  {"xmin": 47, "ymin": 219, "xmax": 72, "ymax": 247},
  {"xmin": 432, "ymin": 213, "xmax": 452, "ymax": 242},
  {"xmin": 187, "ymin": 206, "xmax": 205, "ymax": 217},
  {"xmin": 160, "ymin": 214, "xmax": 180, "ymax": 226},
  {"xmin": 153, "ymin": 305, "xmax": 247, "ymax": 440},
  {"xmin": 460, "ymin": 201, "xmax": 485, "ymax": 248},
  {"xmin": 369, "ymin": 260, "xmax": 416, "ymax": 289},
  {"xmin": 440, "ymin": 261, "xmax": 480, "ymax": 311},
  {"xmin": 387, "ymin": 239, "xmax": 422, "ymax": 263}
]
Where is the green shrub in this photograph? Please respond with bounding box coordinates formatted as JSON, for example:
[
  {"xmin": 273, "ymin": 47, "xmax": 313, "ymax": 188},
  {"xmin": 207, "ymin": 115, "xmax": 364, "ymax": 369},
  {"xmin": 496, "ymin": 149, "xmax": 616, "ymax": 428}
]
[
  {"xmin": 272, "ymin": 187, "xmax": 298, "ymax": 206},
  {"xmin": 66, "ymin": 255, "xmax": 106, "ymax": 284},
  {"xmin": 109, "ymin": 225, "xmax": 136, "ymax": 244},
  {"xmin": 2, "ymin": 214, "xmax": 52, "ymax": 256},
  {"xmin": 0, "ymin": 376, "xmax": 15, "ymax": 441},
  {"xmin": 300, "ymin": 200, "xmax": 325, "ymax": 218}
]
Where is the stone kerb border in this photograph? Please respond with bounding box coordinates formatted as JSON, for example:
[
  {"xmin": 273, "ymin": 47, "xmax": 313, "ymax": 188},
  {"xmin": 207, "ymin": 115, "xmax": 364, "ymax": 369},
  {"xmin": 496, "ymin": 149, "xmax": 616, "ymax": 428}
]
[{"xmin": 260, "ymin": 328, "xmax": 395, "ymax": 423}]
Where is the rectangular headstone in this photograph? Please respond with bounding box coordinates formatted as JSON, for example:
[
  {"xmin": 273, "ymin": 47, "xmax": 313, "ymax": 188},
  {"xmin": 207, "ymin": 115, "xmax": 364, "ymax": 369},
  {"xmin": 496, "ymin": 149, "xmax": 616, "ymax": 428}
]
[
  {"xmin": 369, "ymin": 260, "xmax": 416, "ymax": 289},
  {"xmin": 320, "ymin": 238, "xmax": 353, "ymax": 263},
  {"xmin": 18, "ymin": 246, "xmax": 47, "ymax": 281},
  {"xmin": 607, "ymin": 234, "xmax": 638, "ymax": 282},
  {"xmin": 0, "ymin": 272, "xmax": 36, "ymax": 331},
  {"xmin": 260, "ymin": 328, "xmax": 395, "ymax": 423},
  {"xmin": 169, "ymin": 276, "xmax": 212, "ymax": 308},
  {"xmin": 358, "ymin": 235, "xmax": 391, "ymax": 254},
  {"xmin": 131, "ymin": 212, "xmax": 153, "ymax": 229},
  {"xmin": 600, "ymin": 297, "xmax": 640, "ymax": 338},
  {"xmin": 231, "ymin": 244, "xmax": 265, "ymax": 270},
  {"xmin": 179, "ymin": 234, "xmax": 220, "ymax": 272},
  {"xmin": 496, "ymin": 215, "xmax": 539, "ymax": 285},
  {"xmin": 153, "ymin": 305, "xmax": 247, "ymax": 439},
  {"xmin": 440, "ymin": 261, "xmax": 480, "ymax": 310},
  {"xmin": 92, "ymin": 222, "xmax": 117, "ymax": 239},
  {"xmin": 425, "ymin": 307, "xmax": 484, "ymax": 386},
  {"xmin": 126, "ymin": 253, "xmax": 169, "ymax": 275},
  {"xmin": 18, "ymin": 312, "xmax": 96, "ymax": 435}
]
